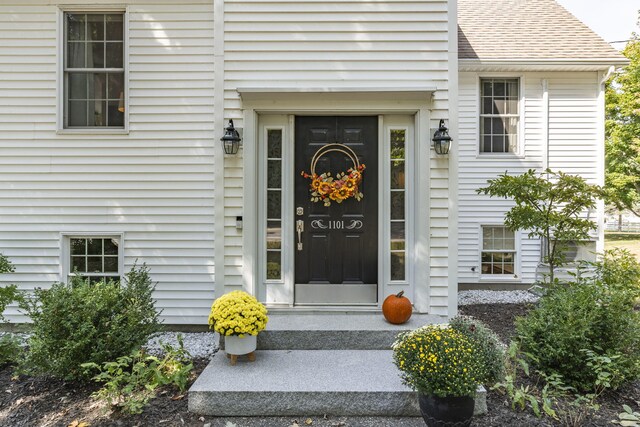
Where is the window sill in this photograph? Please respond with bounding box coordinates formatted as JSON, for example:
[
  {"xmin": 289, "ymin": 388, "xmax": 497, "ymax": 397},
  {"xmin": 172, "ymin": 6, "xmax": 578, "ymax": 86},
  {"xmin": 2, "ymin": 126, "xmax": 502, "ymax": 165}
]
[
  {"xmin": 475, "ymin": 153, "xmax": 525, "ymax": 160},
  {"xmin": 57, "ymin": 128, "xmax": 129, "ymax": 136},
  {"xmin": 478, "ymin": 276, "xmax": 522, "ymax": 283}
]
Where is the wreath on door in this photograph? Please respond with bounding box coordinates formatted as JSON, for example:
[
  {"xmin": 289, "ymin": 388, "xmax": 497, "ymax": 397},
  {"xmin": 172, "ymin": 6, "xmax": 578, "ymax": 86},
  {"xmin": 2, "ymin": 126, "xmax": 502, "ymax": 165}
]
[{"xmin": 300, "ymin": 143, "xmax": 366, "ymax": 207}]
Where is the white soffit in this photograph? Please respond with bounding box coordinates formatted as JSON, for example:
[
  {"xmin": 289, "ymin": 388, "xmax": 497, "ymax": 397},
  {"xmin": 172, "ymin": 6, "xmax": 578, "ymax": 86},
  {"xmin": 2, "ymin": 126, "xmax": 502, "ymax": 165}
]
[{"xmin": 458, "ymin": 59, "xmax": 629, "ymax": 73}]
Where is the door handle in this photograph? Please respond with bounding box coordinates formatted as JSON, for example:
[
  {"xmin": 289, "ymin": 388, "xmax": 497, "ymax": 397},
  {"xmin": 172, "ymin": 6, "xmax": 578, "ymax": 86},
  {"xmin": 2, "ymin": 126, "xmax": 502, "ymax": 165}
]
[{"xmin": 296, "ymin": 220, "xmax": 304, "ymax": 251}]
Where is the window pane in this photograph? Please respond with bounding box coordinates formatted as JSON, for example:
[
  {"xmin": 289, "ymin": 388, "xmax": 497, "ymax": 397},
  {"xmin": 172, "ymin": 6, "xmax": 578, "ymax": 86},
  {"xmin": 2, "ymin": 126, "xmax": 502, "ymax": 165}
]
[
  {"xmin": 267, "ymin": 129, "xmax": 282, "ymax": 158},
  {"xmin": 87, "ymin": 256, "xmax": 102, "ymax": 273},
  {"xmin": 87, "ymin": 42, "xmax": 105, "ymax": 68},
  {"xmin": 68, "ymin": 73, "xmax": 87, "ymax": 100},
  {"xmin": 71, "ymin": 238, "xmax": 86, "ymax": 255},
  {"xmin": 104, "ymin": 257, "xmax": 118, "ymax": 273},
  {"xmin": 266, "ymin": 251, "xmax": 281, "ymax": 280},
  {"xmin": 482, "ymin": 97, "xmax": 492, "ymax": 115},
  {"xmin": 104, "ymin": 238, "xmax": 119, "ymax": 255},
  {"xmin": 482, "ymin": 81, "xmax": 492, "ymax": 96},
  {"xmin": 88, "ymin": 73, "xmax": 107, "ymax": 99},
  {"xmin": 267, "ymin": 190, "xmax": 281, "ymax": 219},
  {"xmin": 67, "ymin": 42, "xmax": 86, "ymax": 68},
  {"xmin": 107, "ymin": 73, "xmax": 124, "ymax": 99},
  {"xmin": 71, "ymin": 256, "xmax": 86, "ymax": 272},
  {"xmin": 494, "ymin": 81, "xmax": 506, "ymax": 97},
  {"xmin": 390, "ymin": 129, "xmax": 405, "ymax": 159},
  {"xmin": 107, "ymin": 101, "xmax": 124, "ymax": 127},
  {"xmin": 106, "ymin": 14, "xmax": 123, "ymax": 41},
  {"xmin": 267, "ymin": 221, "xmax": 281, "ymax": 249},
  {"xmin": 390, "ymin": 161, "xmax": 404, "ymax": 189},
  {"xmin": 68, "ymin": 101, "xmax": 88, "ymax": 126},
  {"xmin": 67, "ymin": 14, "xmax": 85, "ymax": 41},
  {"xmin": 88, "ymin": 100, "xmax": 107, "ymax": 126},
  {"xmin": 390, "ymin": 192, "xmax": 404, "ymax": 220},
  {"xmin": 87, "ymin": 14, "xmax": 104, "ymax": 41},
  {"xmin": 106, "ymin": 42, "xmax": 123, "ymax": 68},
  {"xmin": 391, "ymin": 252, "xmax": 405, "ymax": 281},
  {"xmin": 87, "ymin": 238, "xmax": 103, "ymax": 255},
  {"xmin": 391, "ymin": 222, "xmax": 405, "ymax": 250},
  {"xmin": 267, "ymin": 160, "xmax": 281, "ymax": 189}
]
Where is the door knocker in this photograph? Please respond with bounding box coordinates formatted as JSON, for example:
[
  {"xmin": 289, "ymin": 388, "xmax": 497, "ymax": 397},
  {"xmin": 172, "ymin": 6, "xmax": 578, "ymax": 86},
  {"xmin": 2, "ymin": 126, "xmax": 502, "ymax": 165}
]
[{"xmin": 300, "ymin": 143, "xmax": 366, "ymax": 207}]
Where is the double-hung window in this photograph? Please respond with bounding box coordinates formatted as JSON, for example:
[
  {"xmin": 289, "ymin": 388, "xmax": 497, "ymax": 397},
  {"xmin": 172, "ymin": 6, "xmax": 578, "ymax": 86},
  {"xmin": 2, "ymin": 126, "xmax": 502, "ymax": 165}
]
[
  {"xmin": 480, "ymin": 78, "xmax": 519, "ymax": 154},
  {"xmin": 69, "ymin": 237, "xmax": 121, "ymax": 284},
  {"xmin": 481, "ymin": 226, "xmax": 516, "ymax": 276},
  {"xmin": 64, "ymin": 12, "xmax": 125, "ymax": 128}
]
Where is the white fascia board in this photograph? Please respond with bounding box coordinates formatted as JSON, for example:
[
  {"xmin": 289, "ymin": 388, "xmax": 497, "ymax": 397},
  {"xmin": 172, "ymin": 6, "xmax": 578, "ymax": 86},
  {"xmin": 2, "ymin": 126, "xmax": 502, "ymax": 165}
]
[{"xmin": 459, "ymin": 58, "xmax": 629, "ymax": 72}]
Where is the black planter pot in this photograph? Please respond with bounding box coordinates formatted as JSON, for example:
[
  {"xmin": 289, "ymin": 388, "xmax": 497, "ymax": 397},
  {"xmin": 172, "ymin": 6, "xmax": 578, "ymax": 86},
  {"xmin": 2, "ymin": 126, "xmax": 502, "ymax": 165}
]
[{"xmin": 418, "ymin": 393, "xmax": 475, "ymax": 427}]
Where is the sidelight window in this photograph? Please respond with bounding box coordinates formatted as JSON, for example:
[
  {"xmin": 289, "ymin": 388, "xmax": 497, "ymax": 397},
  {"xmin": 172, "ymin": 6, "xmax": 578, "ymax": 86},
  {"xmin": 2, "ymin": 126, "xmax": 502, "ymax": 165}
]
[
  {"xmin": 389, "ymin": 129, "xmax": 406, "ymax": 281},
  {"xmin": 266, "ymin": 129, "xmax": 283, "ymax": 280},
  {"xmin": 64, "ymin": 12, "xmax": 125, "ymax": 128}
]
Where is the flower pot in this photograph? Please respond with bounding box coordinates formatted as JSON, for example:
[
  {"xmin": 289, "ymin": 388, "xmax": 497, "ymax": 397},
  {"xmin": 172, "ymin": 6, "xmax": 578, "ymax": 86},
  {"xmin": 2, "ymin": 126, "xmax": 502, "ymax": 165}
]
[
  {"xmin": 418, "ymin": 393, "xmax": 475, "ymax": 427},
  {"xmin": 224, "ymin": 334, "xmax": 257, "ymax": 356}
]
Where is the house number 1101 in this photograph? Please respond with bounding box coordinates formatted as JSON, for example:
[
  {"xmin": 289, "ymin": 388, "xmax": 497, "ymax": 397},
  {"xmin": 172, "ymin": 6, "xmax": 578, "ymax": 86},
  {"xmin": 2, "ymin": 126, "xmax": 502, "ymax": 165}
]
[{"xmin": 310, "ymin": 219, "xmax": 364, "ymax": 230}]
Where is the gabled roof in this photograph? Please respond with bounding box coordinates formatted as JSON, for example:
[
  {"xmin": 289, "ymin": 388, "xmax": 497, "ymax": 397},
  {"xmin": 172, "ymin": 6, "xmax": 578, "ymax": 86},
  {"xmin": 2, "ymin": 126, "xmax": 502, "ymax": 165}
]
[{"xmin": 458, "ymin": 0, "xmax": 629, "ymax": 65}]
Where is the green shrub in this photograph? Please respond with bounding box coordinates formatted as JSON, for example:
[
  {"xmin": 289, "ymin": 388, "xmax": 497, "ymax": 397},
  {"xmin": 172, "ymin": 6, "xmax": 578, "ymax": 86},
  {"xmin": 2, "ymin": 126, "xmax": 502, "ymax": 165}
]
[
  {"xmin": 0, "ymin": 334, "xmax": 23, "ymax": 367},
  {"xmin": 516, "ymin": 252, "xmax": 640, "ymax": 392},
  {"xmin": 450, "ymin": 315, "xmax": 505, "ymax": 385},
  {"xmin": 82, "ymin": 335, "xmax": 193, "ymax": 414},
  {"xmin": 21, "ymin": 263, "xmax": 161, "ymax": 380},
  {"xmin": 0, "ymin": 253, "xmax": 22, "ymax": 322}
]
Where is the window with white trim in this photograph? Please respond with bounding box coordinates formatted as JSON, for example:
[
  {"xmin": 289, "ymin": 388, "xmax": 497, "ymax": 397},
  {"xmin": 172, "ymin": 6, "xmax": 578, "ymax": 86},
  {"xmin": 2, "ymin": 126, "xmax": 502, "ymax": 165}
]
[
  {"xmin": 64, "ymin": 12, "xmax": 125, "ymax": 128},
  {"xmin": 480, "ymin": 78, "xmax": 519, "ymax": 154},
  {"xmin": 69, "ymin": 237, "xmax": 121, "ymax": 284},
  {"xmin": 265, "ymin": 129, "xmax": 283, "ymax": 281},
  {"xmin": 481, "ymin": 226, "xmax": 516, "ymax": 275}
]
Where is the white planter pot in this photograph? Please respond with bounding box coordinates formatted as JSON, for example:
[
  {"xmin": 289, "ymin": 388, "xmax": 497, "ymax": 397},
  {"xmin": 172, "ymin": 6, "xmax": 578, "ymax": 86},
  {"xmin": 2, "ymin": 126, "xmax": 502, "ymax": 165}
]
[{"xmin": 225, "ymin": 334, "xmax": 258, "ymax": 355}]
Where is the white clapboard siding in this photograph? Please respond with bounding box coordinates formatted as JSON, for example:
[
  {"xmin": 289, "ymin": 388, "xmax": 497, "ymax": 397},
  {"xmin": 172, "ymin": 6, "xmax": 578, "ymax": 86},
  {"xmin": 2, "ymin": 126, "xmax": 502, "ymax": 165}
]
[
  {"xmin": 0, "ymin": 1, "xmax": 216, "ymax": 324},
  {"xmin": 457, "ymin": 71, "xmax": 601, "ymax": 285},
  {"xmin": 221, "ymin": 0, "xmax": 452, "ymax": 314}
]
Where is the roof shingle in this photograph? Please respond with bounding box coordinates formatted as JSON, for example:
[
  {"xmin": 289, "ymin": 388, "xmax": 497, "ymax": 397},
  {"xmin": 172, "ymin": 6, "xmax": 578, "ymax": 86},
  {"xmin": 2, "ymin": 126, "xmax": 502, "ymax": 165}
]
[{"xmin": 458, "ymin": 0, "xmax": 628, "ymax": 63}]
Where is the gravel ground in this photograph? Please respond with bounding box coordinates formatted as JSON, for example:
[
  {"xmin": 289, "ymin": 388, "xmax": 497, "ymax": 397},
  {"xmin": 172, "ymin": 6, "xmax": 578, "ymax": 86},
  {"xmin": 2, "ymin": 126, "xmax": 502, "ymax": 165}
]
[
  {"xmin": 145, "ymin": 332, "xmax": 219, "ymax": 359},
  {"xmin": 458, "ymin": 290, "xmax": 539, "ymax": 306}
]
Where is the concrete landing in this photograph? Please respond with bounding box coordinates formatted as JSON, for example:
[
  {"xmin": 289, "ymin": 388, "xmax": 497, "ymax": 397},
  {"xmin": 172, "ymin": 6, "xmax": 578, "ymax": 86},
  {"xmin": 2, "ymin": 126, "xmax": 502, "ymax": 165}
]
[
  {"xmin": 188, "ymin": 349, "xmax": 487, "ymax": 417},
  {"xmin": 189, "ymin": 350, "xmax": 419, "ymax": 416},
  {"xmin": 255, "ymin": 313, "xmax": 447, "ymax": 350}
]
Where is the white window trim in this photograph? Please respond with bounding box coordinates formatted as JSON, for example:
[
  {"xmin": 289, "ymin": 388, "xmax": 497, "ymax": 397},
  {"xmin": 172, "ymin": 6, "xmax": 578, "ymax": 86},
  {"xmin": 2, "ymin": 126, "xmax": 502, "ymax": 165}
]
[
  {"xmin": 476, "ymin": 74, "xmax": 525, "ymax": 159},
  {"xmin": 60, "ymin": 232, "xmax": 125, "ymax": 283},
  {"xmin": 56, "ymin": 6, "xmax": 130, "ymax": 134},
  {"xmin": 478, "ymin": 224, "xmax": 522, "ymax": 282}
]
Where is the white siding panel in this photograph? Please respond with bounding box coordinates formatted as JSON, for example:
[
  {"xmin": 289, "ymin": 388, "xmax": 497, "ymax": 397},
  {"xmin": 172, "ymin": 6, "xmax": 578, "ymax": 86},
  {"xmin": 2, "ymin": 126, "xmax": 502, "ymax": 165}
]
[
  {"xmin": 457, "ymin": 71, "xmax": 602, "ymax": 285},
  {"xmin": 0, "ymin": 1, "xmax": 216, "ymax": 324}
]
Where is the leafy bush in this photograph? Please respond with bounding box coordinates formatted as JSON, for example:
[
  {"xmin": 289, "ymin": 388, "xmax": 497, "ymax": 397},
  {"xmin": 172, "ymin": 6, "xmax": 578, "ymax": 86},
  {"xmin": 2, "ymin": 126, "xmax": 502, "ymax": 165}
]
[
  {"xmin": 0, "ymin": 334, "xmax": 23, "ymax": 367},
  {"xmin": 21, "ymin": 264, "xmax": 161, "ymax": 380},
  {"xmin": 516, "ymin": 251, "xmax": 640, "ymax": 392},
  {"xmin": 82, "ymin": 335, "xmax": 193, "ymax": 414},
  {"xmin": 450, "ymin": 315, "xmax": 505, "ymax": 385},
  {"xmin": 0, "ymin": 253, "xmax": 22, "ymax": 322}
]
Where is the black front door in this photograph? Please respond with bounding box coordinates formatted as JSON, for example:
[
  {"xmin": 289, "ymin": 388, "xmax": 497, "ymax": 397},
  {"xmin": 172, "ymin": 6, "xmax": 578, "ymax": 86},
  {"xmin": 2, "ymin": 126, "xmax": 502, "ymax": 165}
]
[{"xmin": 294, "ymin": 116, "xmax": 378, "ymax": 304}]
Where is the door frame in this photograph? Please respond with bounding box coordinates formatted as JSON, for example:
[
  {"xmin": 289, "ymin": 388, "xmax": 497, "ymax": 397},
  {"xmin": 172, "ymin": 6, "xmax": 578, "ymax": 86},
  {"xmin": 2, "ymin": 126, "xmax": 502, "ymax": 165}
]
[{"xmin": 240, "ymin": 91, "xmax": 433, "ymax": 311}]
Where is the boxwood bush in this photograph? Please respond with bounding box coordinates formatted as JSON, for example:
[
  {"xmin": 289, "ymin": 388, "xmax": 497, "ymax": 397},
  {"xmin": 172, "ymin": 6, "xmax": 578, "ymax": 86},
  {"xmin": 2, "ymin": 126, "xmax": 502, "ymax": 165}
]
[
  {"xmin": 516, "ymin": 250, "xmax": 640, "ymax": 392},
  {"xmin": 21, "ymin": 264, "xmax": 160, "ymax": 380}
]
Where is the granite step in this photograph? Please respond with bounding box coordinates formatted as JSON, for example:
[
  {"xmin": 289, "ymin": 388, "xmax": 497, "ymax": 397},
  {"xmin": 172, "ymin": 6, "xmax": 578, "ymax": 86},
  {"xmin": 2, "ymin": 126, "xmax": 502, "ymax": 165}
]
[
  {"xmin": 247, "ymin": 313, "xmax": 447, "ymax": 350},
  {"xmin": 188, "ymin": 349, "xmax": 487, "ymax": 417}
]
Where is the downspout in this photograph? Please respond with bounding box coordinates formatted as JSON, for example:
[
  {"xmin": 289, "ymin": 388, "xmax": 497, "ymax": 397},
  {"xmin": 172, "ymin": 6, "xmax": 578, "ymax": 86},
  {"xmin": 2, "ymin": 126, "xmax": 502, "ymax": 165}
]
[
  {"xmin": 595, "ymin": 66, "xmax": 615, "ymax": 253},
  {"xmin": 542, "ymin": 79, "xmax": 549, "ymax": 172}
]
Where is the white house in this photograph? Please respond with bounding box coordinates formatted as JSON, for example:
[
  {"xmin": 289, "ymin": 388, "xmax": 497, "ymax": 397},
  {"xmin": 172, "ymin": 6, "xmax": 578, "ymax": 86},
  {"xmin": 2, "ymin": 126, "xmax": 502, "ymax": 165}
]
[{"xmin": 0, "ymin": 0, "xmax": 628, "ymax": 324}]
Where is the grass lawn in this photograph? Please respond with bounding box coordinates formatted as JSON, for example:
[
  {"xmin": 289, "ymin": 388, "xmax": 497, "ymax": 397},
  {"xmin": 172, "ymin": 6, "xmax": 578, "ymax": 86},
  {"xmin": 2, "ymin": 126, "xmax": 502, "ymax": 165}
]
[{"xmin": 605, "ymin": 232, "xmax": 640, "ymax": 258}]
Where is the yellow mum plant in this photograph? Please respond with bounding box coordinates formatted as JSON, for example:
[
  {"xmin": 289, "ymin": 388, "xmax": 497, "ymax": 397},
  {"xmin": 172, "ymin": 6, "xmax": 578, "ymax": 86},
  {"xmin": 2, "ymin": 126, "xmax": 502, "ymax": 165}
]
[
  {"xmin": 393, "ymin": 325, "xmax": 483, "ymax": 398},
  {"xmin": 208, "ymin": 291, "xmax": 268, "ymax": 337}
]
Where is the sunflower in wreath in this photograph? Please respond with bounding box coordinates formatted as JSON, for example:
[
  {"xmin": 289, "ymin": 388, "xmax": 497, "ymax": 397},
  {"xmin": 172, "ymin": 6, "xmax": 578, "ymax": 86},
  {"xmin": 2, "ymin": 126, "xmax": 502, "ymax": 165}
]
[{"xmin": 301, "ymin": 143, "xmax": 366, "ymax": 207}]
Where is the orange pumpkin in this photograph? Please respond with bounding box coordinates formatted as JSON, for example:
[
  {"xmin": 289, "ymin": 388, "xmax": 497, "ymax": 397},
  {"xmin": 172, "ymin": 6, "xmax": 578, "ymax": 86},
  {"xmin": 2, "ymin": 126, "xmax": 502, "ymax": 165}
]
[{"xmin": 382, "ymin": 291, "xmax": 413, "ymax": 324}]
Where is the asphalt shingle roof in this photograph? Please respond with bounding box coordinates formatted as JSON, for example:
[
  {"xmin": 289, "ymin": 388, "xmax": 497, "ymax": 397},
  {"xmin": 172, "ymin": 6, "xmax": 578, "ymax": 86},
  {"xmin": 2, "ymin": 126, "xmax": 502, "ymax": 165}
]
[{"xmin": 458, "ymin": 0, "xmax": 628, "ymax": 63}]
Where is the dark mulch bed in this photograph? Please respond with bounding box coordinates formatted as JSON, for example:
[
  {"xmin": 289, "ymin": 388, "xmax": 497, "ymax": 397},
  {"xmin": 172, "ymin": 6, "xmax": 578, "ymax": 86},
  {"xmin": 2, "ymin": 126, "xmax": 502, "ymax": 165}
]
[{"xmin": 1, "ymin": 303, "xmax": 639, "ymax": 426}]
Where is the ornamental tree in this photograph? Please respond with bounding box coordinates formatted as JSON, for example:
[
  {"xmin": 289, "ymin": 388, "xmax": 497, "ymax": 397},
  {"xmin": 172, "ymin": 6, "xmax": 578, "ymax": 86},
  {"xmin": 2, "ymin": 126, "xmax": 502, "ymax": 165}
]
[
  {"xmin": 477, "ymin": 169, "xmax": 602, "ymax": 283},
  {"xmin": 605, "ymin": 26, "xmax": 640, "ymax": 215}
]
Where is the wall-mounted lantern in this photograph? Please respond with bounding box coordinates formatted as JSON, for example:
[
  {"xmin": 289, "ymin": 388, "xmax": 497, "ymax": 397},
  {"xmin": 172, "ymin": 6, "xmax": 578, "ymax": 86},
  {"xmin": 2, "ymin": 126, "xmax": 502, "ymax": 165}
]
[
  {"xmin": 221, "ymin": 119, "xmax": 242, "ymax": 155},
  {"xmin": 432, "ymin": 119, "xmax": 452, "ymax": 155}
]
